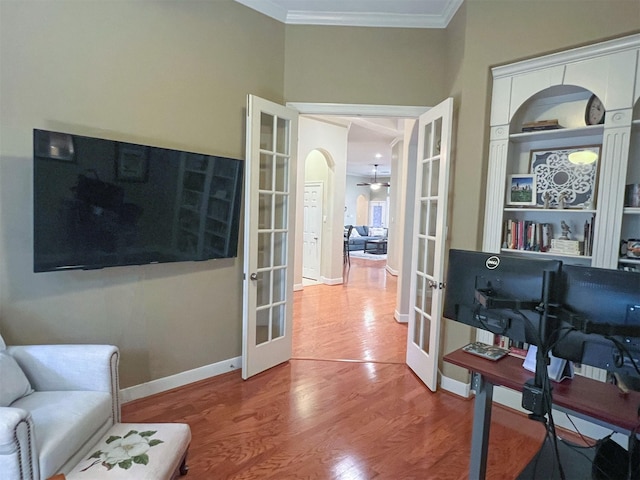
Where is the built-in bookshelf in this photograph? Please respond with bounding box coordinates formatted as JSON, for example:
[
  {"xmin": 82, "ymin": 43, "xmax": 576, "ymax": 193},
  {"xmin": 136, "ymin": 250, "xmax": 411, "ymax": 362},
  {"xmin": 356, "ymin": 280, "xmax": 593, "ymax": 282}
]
[{"xmin": 480, "ymin": 33, "xmax": 640, "ymax": 382}]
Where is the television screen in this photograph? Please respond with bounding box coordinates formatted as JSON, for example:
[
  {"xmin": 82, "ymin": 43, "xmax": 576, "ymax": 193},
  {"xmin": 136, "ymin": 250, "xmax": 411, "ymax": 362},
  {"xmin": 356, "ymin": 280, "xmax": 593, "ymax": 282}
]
[
  {"xmin": 33, "ymin": 129, "xmax": 244, "ymax": 272},
  {"xmin": 443, "ymin": 249, "xmax": 562, "ymax": 346},
  {"xmin": 552, "ymin": 265, "xmax": 640, "ymax": 380}
]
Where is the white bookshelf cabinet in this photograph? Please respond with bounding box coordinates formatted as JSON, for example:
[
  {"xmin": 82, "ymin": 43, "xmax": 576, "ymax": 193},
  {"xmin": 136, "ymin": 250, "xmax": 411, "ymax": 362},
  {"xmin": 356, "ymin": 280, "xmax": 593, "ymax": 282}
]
[
  {"xmin": 483, "ymin": 33, "xmax": 640, "ymax": 272},
  {"xmin": 477, "ymin": 34, "xmax": 640, "ymax": 377}
]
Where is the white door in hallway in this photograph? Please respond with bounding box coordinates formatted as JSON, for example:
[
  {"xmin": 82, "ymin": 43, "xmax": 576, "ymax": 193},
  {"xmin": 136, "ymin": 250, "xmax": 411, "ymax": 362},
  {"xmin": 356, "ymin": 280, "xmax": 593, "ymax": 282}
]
[
  {"xmin": 302, "ymin": 182, "xmax": 322, "ymax": 280},
  {"xmin": 242, "ymin": 95, "xmax": 299, "ymax": 379},
  {"xmin": 406, "ymin": 97, "xmax": 453, "ymax": 392}
]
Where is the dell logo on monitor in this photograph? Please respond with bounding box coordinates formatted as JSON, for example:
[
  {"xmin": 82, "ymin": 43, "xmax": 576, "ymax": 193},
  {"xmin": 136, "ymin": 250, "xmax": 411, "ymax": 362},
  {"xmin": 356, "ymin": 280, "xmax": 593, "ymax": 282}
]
[{"xmin": 485, "ymin": 256, "xmax": 500, "ymax": 270}]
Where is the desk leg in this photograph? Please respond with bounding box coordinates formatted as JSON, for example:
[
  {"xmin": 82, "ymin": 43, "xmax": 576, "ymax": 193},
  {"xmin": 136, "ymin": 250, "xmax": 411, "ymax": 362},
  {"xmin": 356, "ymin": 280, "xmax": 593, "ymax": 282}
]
[
  {"xmin": 630, "ymin": 431, "xmax": 639, "ymax": 480},
  {"xmin": 470, "ymin": 372, "xmax": 493, "ymax": 480}
]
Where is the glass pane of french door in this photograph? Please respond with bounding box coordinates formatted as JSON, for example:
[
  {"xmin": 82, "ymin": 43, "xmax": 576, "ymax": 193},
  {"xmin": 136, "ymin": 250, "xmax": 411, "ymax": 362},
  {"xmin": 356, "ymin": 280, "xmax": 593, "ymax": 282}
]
[
  {"xmin": 412, "ymin": 119, "xmax": 440, "ymax": 354},
  {"xmin": 255, "ymin": 113, "xmax": 289, "ymax": 346}
]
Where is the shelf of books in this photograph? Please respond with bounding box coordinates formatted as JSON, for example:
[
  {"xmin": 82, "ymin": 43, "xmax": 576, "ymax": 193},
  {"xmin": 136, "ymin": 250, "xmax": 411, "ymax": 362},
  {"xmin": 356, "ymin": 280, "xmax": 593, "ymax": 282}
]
[{"xmin": 501, "ymin": 215, "xmax": 595, "ymax": 258}]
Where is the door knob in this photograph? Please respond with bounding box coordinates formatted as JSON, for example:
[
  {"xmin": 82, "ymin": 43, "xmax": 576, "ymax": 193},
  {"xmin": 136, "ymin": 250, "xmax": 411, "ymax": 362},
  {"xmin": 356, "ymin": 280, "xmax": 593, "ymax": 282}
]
[{"xmin": 250, "ymin": 273, "xmax": 258, "ymax": 280}]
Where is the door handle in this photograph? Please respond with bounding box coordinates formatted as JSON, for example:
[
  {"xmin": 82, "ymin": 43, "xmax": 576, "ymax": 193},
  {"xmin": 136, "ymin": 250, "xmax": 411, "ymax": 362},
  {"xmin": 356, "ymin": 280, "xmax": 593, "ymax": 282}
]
[{"xmin": 250, "ymin": 273, "xmax": 258, "ymax": 280}]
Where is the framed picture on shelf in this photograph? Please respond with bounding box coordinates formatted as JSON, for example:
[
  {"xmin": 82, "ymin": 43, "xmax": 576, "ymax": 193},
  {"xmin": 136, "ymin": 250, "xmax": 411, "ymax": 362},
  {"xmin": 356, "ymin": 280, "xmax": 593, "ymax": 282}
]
[
  {"xmin": 529, "ymin": 145, "xmax": 600, "ymax": 208},
  {"xmin": 116, "ymin": 144, "xmax": 149, "ymax": 182},
  {"xmin": 507, "ymin": 174, "xmax": 536, "ymax": 206}
]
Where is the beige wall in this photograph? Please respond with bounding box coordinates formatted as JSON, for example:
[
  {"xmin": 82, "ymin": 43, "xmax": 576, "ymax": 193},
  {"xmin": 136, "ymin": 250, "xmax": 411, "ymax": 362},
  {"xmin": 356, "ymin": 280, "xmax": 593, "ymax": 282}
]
[
  {"xmin": 0, "ymin": 0, "xmax": 637, "ymax": 389},
  {"xmin": 284, "ymin": 25, "xmax": 448, "ymax": 105},
  {"xmin": 0, "ymin": 0, "xmax": 285, "ymax": 387}
]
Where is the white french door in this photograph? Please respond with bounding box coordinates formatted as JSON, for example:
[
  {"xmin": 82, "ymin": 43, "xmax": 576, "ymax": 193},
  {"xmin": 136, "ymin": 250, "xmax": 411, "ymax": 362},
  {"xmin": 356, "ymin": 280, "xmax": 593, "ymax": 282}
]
[
  {"xmin": 405, "ymin": 97, "xmax": 453, "ymax": 392},
  {"xmin": 242, "ymin": 95, "xmax": 299, "ymax": 380}
]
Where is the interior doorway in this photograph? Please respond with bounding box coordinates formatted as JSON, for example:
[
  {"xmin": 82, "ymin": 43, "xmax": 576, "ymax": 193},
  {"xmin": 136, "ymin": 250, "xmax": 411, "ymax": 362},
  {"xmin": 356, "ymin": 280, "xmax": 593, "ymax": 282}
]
[
  {"xmin": 290, "ymin": 103, "xmax": 428, "ymax": 332},
  {"xmin": 302, "ymin": 181, "xmax": 323, "ymax": 281}
]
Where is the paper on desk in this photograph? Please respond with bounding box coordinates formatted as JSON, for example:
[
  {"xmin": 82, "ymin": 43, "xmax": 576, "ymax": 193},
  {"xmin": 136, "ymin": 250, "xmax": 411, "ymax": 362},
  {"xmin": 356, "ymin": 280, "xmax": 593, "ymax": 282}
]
[{"xmin": 523, "ymin": 345, "xmax": 574, "ymax": 382}]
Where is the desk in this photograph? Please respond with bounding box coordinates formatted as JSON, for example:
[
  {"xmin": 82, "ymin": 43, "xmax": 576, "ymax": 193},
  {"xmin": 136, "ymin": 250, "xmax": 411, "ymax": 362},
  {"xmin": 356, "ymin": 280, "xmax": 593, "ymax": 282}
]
[{"xmin": 444, "ymin": 348, "xmax": 640, "ymax": 479}]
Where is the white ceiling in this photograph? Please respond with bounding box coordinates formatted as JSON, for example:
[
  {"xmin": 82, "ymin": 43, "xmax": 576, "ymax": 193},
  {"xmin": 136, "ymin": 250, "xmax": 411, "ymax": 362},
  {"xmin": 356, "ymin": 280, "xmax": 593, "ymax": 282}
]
[
  {"xmin": 234, "ymin": 0, "xmax": 463, "ymax": 28},
  {"xmin": 235, "ymin": 0, "xmax": 462, "ymax": 178},
  {"xmin": 306, "ymin": 115, "xmax": 405, "ymax": 178}
]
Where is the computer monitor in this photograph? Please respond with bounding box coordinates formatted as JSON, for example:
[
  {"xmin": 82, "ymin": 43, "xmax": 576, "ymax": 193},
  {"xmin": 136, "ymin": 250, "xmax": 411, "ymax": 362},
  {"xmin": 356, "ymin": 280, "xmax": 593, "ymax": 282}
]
[
  {"xmin": 443, "ymin": 249, "xmax": 562, "ymax": 346},
  {"xmin": 551, "ymin": 265, "xmax": 640, "ymax": 381}
]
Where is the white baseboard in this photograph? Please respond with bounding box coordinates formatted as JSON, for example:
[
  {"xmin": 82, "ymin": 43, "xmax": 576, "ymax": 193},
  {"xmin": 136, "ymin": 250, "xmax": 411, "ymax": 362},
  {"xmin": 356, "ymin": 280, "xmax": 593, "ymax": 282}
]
[
  {"xmin": 385, "ymin": 265, "xmax": 398, "ymax": 276},
  {"xmin": 321, "ymin": 275, "xmax": 344, "ymax": 285},
  {"xmin": 120, "ymin": 356, "xmax": 242, "ymax": 404},
  {"xmin": 394, "ymin": 309, "xmax": 409, "ymax": 323},
  {"xmin": 440, "ymin": 374, "xmax": 471, "ymax": 398},
  {"xmin": 294, "ymin": 283, "xmax": 304, "ymax": 291}
]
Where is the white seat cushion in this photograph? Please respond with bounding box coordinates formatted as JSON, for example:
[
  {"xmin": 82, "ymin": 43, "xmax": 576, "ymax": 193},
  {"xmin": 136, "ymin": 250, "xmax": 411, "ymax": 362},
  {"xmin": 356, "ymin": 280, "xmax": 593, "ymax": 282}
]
[{"xmin": 11, "ymin": 390, "xmax": 112, "ymax": 477}]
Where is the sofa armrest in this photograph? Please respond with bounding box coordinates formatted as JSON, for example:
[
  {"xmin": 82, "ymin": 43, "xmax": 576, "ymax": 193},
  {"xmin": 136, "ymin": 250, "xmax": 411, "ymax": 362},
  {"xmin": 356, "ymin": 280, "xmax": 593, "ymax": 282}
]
[
  {"xmin": 0, "ymin": 407, "xmax": 39, "ymax": 480},
  {"xmin": 7, "ymin": 345, "xmax": 120, "ymax": 422}
]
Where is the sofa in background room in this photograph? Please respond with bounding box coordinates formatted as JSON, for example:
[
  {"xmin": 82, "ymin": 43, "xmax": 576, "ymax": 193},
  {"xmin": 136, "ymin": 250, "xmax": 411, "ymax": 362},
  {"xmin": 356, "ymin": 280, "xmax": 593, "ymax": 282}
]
[{"xmin": 346, "ymin": 225, "xmax": 388, "ymax": 251}]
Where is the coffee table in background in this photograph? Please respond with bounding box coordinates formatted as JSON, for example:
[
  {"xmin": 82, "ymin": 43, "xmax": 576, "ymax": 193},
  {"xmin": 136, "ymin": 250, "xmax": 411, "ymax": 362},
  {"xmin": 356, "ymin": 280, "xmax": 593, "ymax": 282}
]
[{"xmin": 364, "ymin": 239, "xmax": 387, "ymax": 254}]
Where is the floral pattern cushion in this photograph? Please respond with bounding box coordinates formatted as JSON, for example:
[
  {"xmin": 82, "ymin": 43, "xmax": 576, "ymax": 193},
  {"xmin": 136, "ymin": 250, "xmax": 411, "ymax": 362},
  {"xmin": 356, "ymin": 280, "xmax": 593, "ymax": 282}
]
[
  {"xmin": 65, "ymin": 423, "xmax": 190, "ymax": 480},
  {"xmin": 83, "ymin": 429, "xmax": 164, "ymax": 472}
]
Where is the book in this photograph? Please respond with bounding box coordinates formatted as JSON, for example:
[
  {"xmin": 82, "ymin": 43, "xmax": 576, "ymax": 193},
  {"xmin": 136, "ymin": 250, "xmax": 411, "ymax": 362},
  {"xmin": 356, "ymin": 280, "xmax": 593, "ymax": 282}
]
[
  {"xmin": 521, "ymin": 125, "xmax": 562, "ymax": 132},
  {"xmin": 502, "ymin": 220, "xmax": 553, "ymax": 253},
  {"xmin": 521, "ymin": 119, "xmax": 563, "ymax": 132},
  {"xmin": 508, "ymin": 346, "xmax": 529, "ymax": 359},
  {"xmin": 550, "ymin": 238, "xmax": 581, "ymax": 255},
  {"xmin": 522, "ymin": 119, "xmax": 560, "ymax": 127}
]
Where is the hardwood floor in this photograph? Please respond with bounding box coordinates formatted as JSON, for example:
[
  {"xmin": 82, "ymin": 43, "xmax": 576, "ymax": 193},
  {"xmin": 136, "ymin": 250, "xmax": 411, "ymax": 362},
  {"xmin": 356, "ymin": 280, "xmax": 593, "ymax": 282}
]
[
  {"xmin": 122, "ymin": 258, "xmax": 555, "ymax": 479},
  {"xmin": 293, "ymin": 257, "xmax": 405, "ymax": 363}
]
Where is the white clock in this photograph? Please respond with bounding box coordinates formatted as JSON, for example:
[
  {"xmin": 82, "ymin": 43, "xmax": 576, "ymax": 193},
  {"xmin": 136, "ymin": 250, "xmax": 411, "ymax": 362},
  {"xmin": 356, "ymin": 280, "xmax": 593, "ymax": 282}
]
[{"xmin": 585, "ymin": 94, "xmax": 605, "ymax": 125}]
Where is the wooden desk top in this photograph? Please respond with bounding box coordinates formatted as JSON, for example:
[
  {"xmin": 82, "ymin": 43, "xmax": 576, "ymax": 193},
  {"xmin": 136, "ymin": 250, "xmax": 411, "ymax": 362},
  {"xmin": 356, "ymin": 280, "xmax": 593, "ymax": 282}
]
[{"xmin": 444, "ymin": 348, "xmax": 640, "ymax": 433}]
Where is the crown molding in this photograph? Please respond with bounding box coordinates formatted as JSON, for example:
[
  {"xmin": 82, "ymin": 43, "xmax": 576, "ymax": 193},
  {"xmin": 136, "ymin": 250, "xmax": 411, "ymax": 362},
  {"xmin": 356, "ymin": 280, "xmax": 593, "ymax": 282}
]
[
  {"xmin": 235, "ymin": 0, "xmax": 463, "ymax": 29},
  {"xmin": 286, "ymin": 10, "xmax": 447, "ymax": 29}
]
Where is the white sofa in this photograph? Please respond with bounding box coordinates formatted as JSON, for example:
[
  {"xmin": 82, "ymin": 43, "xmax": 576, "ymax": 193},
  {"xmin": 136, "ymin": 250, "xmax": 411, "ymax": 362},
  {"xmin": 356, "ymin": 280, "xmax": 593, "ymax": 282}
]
[{"xmin": 0, "ymin": 334, "xmax": 120, "ymax": 480}]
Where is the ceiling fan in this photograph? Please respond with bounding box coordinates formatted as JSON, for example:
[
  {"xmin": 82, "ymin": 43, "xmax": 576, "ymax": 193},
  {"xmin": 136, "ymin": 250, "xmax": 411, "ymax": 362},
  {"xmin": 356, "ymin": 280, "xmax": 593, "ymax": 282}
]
[{"xmin": 357, "ymin": 164, "xmax": 391, "ymax": 189}]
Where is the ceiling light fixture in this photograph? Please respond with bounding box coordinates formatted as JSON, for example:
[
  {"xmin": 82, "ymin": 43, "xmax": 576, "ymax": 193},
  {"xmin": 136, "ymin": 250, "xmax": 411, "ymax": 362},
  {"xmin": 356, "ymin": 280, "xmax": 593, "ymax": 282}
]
[{"xmin": 357, "ymin": 164, "xmax": 390, "ymax": 189}]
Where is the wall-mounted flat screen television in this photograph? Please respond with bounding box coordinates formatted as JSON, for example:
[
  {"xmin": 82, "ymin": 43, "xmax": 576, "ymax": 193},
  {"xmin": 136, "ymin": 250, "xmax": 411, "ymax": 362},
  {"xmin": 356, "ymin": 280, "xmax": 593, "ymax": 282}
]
[{"xmin": 33, "ymin": 129, "xmax": 244, "ymax": 272}]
